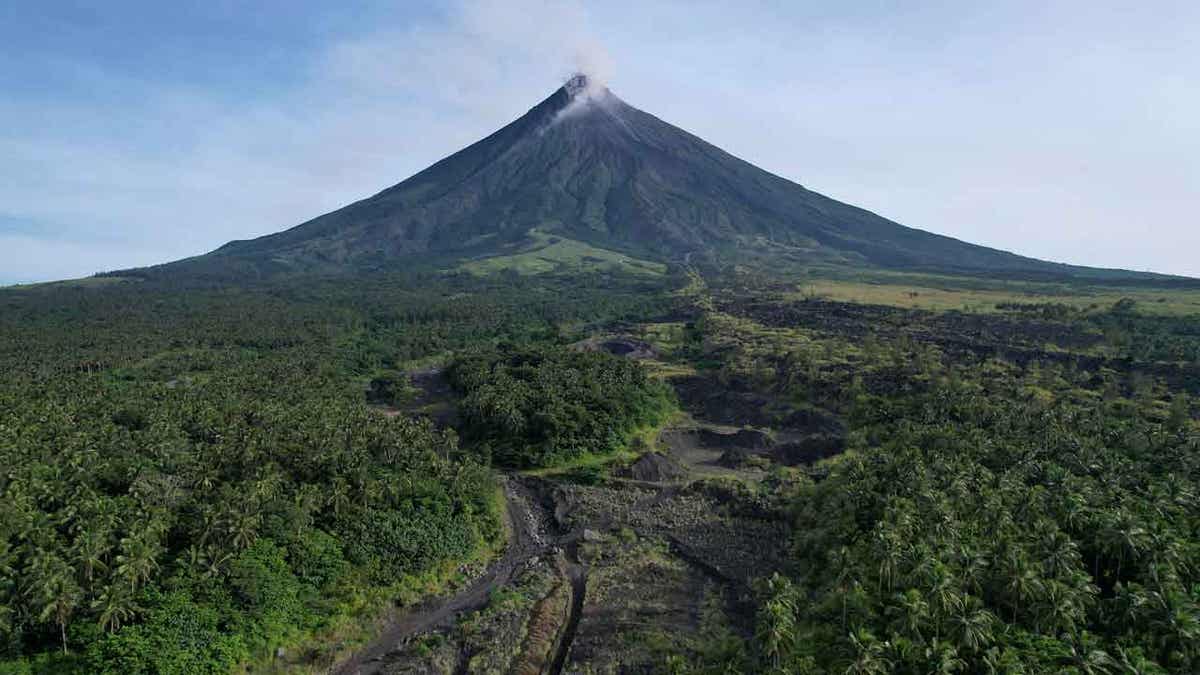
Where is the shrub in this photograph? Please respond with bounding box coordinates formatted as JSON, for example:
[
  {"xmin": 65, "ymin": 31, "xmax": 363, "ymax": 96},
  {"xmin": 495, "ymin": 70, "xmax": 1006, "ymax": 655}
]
[
  {"xmin": 86, "ymin": 590, "xmax": 245, "ymax": 675},
  {"xmin": 287, "ymin": 529, "xmax": 349, "ymax": 591},
  {"xmin": 447, "ymin": 345, "xmax": 674, "ymax": 468},
  {"xmin": 227, "ymin": 540, "xmax": 307, "ymax": 645}
]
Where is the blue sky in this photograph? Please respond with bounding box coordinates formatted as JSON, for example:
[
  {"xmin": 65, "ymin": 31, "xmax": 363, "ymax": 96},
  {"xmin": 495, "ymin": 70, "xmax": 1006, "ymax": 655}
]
[{"xmin": 2, "ymin": 1, "xmax": 1198, "ymax": 283}]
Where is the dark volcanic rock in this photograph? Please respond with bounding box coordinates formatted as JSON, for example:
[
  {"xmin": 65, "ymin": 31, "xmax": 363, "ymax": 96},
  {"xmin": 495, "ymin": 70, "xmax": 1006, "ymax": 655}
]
[
  {"xmin": 672, "ymin": 375, "xmax": 845, "ymax": 437},
  {"xmin": 573, "ymin": 336, "xmax": 657, "ymax": 360},
  {"xmin": 672, "ymin": 376, "xmax": 778, "ymax": 427},
  {"xmin": 773, "ymin": 434, "xmax": 846, "ymax": 466},
  {"xmin": 779, "ymin": 407, "xmax": 846, "ymax": 436},
  {"xmin": 697, "ymin": 428, "xmax": 772, "ymax": 450},
  {"xmin": 625, "ymin": 452, "xmax": 687, "ymax": 483},
  {"xmin": 716, "ymin": 448, "xmax": 750, "ymax": 468}
]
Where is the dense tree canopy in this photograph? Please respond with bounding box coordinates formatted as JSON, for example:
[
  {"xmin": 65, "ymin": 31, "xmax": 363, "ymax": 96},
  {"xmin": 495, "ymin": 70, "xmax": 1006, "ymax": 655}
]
[
  {"xmin": 0, "ymin": 271, "xmax": 671, "ymax": 672},
  {"xmin": 672, "ymin": 282, "xmax": 1200, "ymax": 674},
  {"xmin": 0, "ymin": 354, "xmax": 498, "ymax": 673},
  {"xmin": 3, "ymin": 267, "xmax": 1198, "ymax": 673},
  {"xmin": 448, "ymin": 345, "xmax": 675, "ymax": 468},
  {"xmin": 783, "ymin": 387, "xmax": 1200, "ymax": 673}
]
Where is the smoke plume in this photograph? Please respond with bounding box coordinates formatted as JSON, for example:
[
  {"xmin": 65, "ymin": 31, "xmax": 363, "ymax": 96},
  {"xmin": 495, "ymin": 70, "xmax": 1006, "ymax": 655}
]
[{"xmin": 572, "ymin": 40, "xmax": 614, "ymax": 95}]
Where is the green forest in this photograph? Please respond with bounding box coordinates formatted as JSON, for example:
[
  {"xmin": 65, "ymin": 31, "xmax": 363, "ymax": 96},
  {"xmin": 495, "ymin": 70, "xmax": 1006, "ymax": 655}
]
[
  {"xmin": 0, "ymin": 273, "xmax": 667, "ymax": 673},
  {"xmin": 664, "ymin": 275, "xmax": 1200, "ymax": 674},
  {"xmin": 448, "ymin": 345, "xmax": 674, "ymax": 468},
  {"xmin": 2, "ymin": 267, "xmax": 1198, "ymax": 673}
]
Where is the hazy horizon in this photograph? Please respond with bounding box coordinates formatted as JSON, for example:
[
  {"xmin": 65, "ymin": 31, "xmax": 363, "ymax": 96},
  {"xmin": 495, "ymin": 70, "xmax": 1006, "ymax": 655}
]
[{"xmin": 3, "ymin": 0, "xmax": 1198, "ymax": 283}]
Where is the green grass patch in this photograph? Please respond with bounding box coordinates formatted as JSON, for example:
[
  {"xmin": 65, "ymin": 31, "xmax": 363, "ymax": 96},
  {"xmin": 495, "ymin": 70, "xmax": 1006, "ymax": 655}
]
[
  {"xmin": 791, "ymin": 276, "xmax": 1200, "ymax": 316},
  {"xmin": 457, "ymin": 230, "xmax": 666, "ymax": 277},
  {"xmin": 522, "ymin": 416, "xmax": 672, "ymax": 479}
]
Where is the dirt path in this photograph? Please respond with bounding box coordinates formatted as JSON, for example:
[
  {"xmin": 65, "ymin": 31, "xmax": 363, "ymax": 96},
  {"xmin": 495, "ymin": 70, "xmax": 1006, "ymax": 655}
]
[
  {"xmin": 546, "ymin": 551, "xmax": 586, "ymax": 675},
  {"xmin": 331, "ymin": 462, "xmax": 770, "ymax": 674},
  {"xmin": 333, "ymin": 477, "xmax": 549, "ymax": 675}
]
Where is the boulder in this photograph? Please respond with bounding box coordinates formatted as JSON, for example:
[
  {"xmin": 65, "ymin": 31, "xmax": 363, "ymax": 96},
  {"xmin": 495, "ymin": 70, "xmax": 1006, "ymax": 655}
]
[
  {"xmin": 717, "ymin": 448, "xmax": 750, "ymax": 468},
  {"xmin": 627, "ymin": 452, "xmax": 687, "ymax": 482},
  {"xmin": 773, "ymin": 434, "xmax": 846, "ymax": 466},
  {"xmin": 697, "ymin": 428, "xmax": 772, "ymax": 449}
]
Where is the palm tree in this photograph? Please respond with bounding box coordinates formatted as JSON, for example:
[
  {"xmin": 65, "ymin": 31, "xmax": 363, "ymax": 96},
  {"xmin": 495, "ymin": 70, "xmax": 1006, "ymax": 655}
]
[
  {"xmin": 289, "ymin": 483, "xmax": 322, "ymax": 538},
  {"xmin": 114, "ymin": 528, "xmax": 162, "ymax": 593},
  {"xmin": 1144, "ymin": 589, "xmax": 1200, "ymax": 668},
  {"xmin": 925, "ymin": 564, "xmax": 964, "ymax": 638},
  {"xmin": 1064, "ymin": 634, "xmax": 1117, "ymax": 675},
  {"xmin": 252, "ymin": 470, "xmax": 285, "ymax": 503},
  {"xmin": 1040, "ymin": 528, "xmax": 1081, "ymax": 579},
  {"xmin": 327, "ymin": 476, "xmax": 352, "ymax": 516},
  {"xmin": 1036, "ymin": 579, "xmax": 1085, "ymax": 635},
  {"xmin": 226, "ymin": 507, "xmax": 261, "ymax": 551},
  {"xmin": 955, "ymin": 545, "xmax": 990, "ymax": 597},
  {"xmin": 946, "ymin": 597, "xmax": 995, "ymax": 654},
  {"xmin": 1111, "ymin": 582, "xmax": 1149, "ymax": 634},
  {"xmin": 0, "ymin": 535, "xmax": 18, "ymax": 634},
  {"xmin": 981, "ymin": 646, "xmax": 1027, "ymax": 675},
  {"xmin": 874, "ymin": 528, "xmax": 905, "ymax": 593},
  {"xmin": 755, "ymin": 573, "xmax": 797, "ymax": 670},
  {"xmin": 72, "ymin": 528, "xmax": 109, "ymax": 592},
  {"xmin": 887, "ymin": 589, "xmax": 929, "ymax": 642},
  {"xmin": 1000, "ymin": 550, "xmax": 1043, "ymax": 623},
  {"xmin": 845, "ymin": 629, "xmax": 892, "ymax": 675},
  {"xmin": 923, "ymin": 639, "xmax": 966, "ymax": 674},
  {"xmin": 92, "ymin": 583, "xmax": 139, "ymax": 633},
  {"xmin": 27, "ymin": 551, "xmax": 81, "ymax": 653},
  {"xmin": 1059, "ymin": 490, "xmax": 1093, "ymax": 534},
  {"xmin": 1113, "ymin": 646, "xmax": 1167, "ymax": 675},
  {"xmin": 1101, "ymin": 511, "xmax": 1150, "ymax": 581},
  {"xmin": 195, "ymin": 544, "xmax": 233, "ymax": 579},
  {"xmin": 831, "ymin": 547, "xmax": 857, "ymax": 632}
]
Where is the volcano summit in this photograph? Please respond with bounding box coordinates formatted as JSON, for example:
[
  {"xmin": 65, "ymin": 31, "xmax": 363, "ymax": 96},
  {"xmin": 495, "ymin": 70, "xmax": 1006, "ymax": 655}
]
[{"xmin": 153, "ymin": 74, "xmax": 1160, "ymax": 281}]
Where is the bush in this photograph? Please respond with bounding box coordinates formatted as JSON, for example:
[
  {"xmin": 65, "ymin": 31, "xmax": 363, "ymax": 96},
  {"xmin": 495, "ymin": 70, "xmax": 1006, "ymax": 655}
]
[
  {"xmin": 366, "ymin": 371, "xmax": 408, "ymax": 406},
  {"xmin": 227, "ymin": 540, "xmax": 307, "ymax": 645},
  {"xmin": 447, "ymin": 346, "xmax": 674, "ymax": 468},
  {"xmin": 337, "ymin": 508, "xmax": 476, "ymax": 582},
  {"xmin": 288, "ymin": 529, "xmax": 349, "ymax": 591},
  {"xmin": 86, "ymin": 590, "xmax": 245, "ymax": 675}
]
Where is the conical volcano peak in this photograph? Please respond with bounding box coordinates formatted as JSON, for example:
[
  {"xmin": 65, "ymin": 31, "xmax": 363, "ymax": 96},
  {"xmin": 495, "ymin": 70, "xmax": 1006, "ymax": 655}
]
[
  {"xmin": 550, "ymin": 72, "xmax": 619, "ymax": 126},
  {"xmin": 562, "ymin": 72, "xmax": 610, "ymax": 102},
  {"xmin": 186, "ymin": 74, "xmax": 1166, "ymax": 284},
  {"xmin": 564, "ymin": 73, "xmax": 593, "ymax": 96}
]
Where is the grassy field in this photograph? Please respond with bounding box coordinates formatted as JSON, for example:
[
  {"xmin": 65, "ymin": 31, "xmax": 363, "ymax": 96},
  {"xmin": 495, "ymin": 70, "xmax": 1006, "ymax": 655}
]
[
  {"xmin": 457, "ymin": 230, "xmax": 666, "ymax": 277},
  {"xmin": 793, "ymin": 276, "xmax": 1200, "ymax": 315}
]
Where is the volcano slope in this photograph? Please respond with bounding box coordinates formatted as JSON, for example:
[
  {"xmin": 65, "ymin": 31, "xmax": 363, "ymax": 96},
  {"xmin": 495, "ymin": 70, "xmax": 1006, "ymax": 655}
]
[{"xmin": 122, "ymin": 74, "xmax": 1178, "ymax": 285}]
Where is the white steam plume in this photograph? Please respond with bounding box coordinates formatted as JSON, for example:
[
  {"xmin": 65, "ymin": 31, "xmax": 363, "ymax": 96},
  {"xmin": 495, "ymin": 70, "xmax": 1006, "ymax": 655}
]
[
  {"xmin": 571, "ymin": 40, "xmax": 614, "ymax": 96},
  {"xmin": 554, "ymin": 39, "xmax": 616, "ymax": 123}
]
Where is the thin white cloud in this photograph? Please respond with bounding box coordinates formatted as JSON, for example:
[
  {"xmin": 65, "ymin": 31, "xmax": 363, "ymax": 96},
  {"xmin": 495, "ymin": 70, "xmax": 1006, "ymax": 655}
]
[
  {"xmin": 2, "ymin": 0, "xmax": 1197, "ymax": 283},
  {"xmin": 0, "ymin": 234, "xmax": 172, "ymax": 284}
]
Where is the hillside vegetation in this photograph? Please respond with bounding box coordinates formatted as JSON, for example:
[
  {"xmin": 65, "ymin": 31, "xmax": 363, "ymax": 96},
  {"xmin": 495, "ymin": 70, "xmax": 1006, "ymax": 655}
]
[
  {"xmin": 457, "ymin": 230, "xmax": 667, "ymax": 277},
  {"xmin": 0, "ymin": 272, "xmax": 669, "ymax": 673},
  {"xmin": 659, "ymin": 274, "xmax": 1200, "ymax": 673},
  {"xmin": 1, "ymin": 265, "xmax": 1197, "ymax": 673}
]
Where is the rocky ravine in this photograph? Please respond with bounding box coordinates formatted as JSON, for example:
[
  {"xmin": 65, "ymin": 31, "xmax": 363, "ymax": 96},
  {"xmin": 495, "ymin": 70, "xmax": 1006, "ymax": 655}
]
[{"xmin": 331, "ymin": 464, "xmax": 788, "ymax": 675}]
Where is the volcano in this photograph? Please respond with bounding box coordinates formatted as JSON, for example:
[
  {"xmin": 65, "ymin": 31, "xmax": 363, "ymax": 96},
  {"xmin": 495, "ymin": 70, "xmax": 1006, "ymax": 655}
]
[{"xmin": 153, "ymin": 74, "xmax": 1161, "ymax": 281}]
